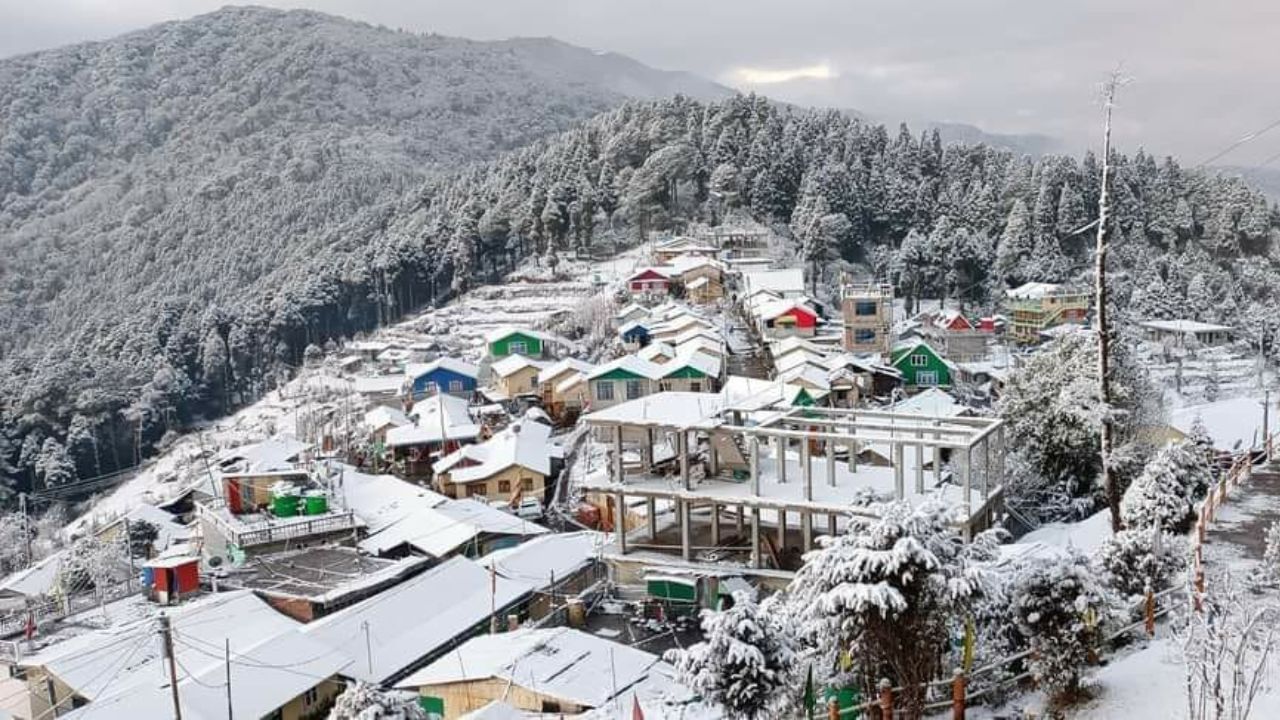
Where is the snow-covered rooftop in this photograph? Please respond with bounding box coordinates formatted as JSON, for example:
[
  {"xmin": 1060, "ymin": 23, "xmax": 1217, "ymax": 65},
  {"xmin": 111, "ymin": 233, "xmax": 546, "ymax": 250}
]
[
  {"xmin": 890, "ymin": 388, "xmax": 971, "ymax": 418},
  {"xmin": 1138, "ymin": 318, "xmax": 1233, "ymax": 334},
  {"xmin": 395, "ymin": 627, "xmax": 665, "ymax": 710},
  {"xmin": 404, "ymin": 356, "xmax": 480, "ymax": 380},
  {"xmin": 386, "ymin": 395, "xmax": 481, "ymax": 447},
  {"xmin": 741, "ymin": 267, "xmax": 805, "ymax": 296},
  {"xmin": 478, "ymin": 531, "xmax": 605, "ymax": 588},
  {"xmin": 537, "ymin": 357, "xmax": 595, "ymax": 384},
  {"xmin": 363, "ymin": 405, "xmax": 411, "ymax": 430},
  {"xmin": 433, "ymin": 420, "xmax": 554, "ymax": 483},
  {"xmin": 587, "ymin": 355, "xmax": 666, "ymax": 381},
  {"xmin": 583, "ymin": 391, "xmax": 724, "ymax": 429},
  {"xmin": 302, "ymin": 557, "xmax": 534, "ymax": 684},
  {"xmin": 490, "ymin": 353, "xmax": 548, "ymax": 378}
]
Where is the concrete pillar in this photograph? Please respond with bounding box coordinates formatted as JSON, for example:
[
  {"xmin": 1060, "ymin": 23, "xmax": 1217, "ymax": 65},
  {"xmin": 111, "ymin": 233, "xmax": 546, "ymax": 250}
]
[
  {"xmin": 749, "ymin": 437, "xmax": 760, "ymax": 496},
  {"xmin": 963, "ymin": 448, "xmax": 973, "ymax": 515},
  {"xmin": 915, "ymin": 430, "xmax": 925, "ymax": 494},
  {"xmin": 776, "ymin": 435, "xmax": 787, "ymax": 484},
  {"xmin": 826, "ymin": 439, "xmax": 837, "ymax": 487},
  {"xmin": 893, "ymin": 443, "xmax": 905, "ymax": 500},
  {"xmin": 616, "ymin": 490, "xmax": 628, "ymax": 554},
  {"xmin": 646, "ymin": 497, "xmax": 656, "ymax": 540},
  {"xmin": 736, "ymin": 505, "xmax": 745, "ymax": 535},
  {"xmin": 983, "ymin": 436, "xmax": 991, "ymax": 498},
  {"xmin": 828, "ymin": 513, "xmax": 838, "ymax": 536},
  {"xmin": 751, "ymin": 508, "xmax": 762, "ymax": 568},
  {"xmin": 934, "ymin": 424, "xmax": 944, "ymax": 485},
  {"xmin": 802, "ymin": 440, "xmax": 813, "ymax": 501},
  {"xmin": 996, "ymin": 425, "xmax": 1006, "ymax": 488},
  {"xmin": 710, "ymin": 502, "xmax": 721, "ymax": 546},
  {"xmin": 802, "ymin": 511, "xmax": 813, "ymax": 552},
  {"xmin": 643, "ymin": 428, "xmax": 654, "ymax": 472},
  {"xmin": 708, "ymin": 435, "xmax": 719, "ymax": 476},
  {"xmin": 848, "ymin": 421, "xmax": 858, "ymax": 472},
  {"xmin": 778, "ymin": 509, "xmax": 788, "ymax": 547},
  {"xmin": 680, "ymin": 499, "xmax": 692, "ymax": 562},
  {"xmin": 678, "ymin": 431, "xmax": 691, "ymax": 490},
  {"xmin": 613, "ymin": 425, "xmax": 624, "ymax": 482}
]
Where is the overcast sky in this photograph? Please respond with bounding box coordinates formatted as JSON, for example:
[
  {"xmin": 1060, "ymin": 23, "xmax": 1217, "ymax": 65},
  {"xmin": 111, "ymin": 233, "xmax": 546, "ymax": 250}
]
[{"xmin": 3, "ymin": 0, "xmax": 1278, "ymax": 165}]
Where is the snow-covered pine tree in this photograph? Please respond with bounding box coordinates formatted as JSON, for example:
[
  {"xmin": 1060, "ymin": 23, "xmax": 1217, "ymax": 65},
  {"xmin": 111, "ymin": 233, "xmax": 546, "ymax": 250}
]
[
  {"xmin": 1120, "ymin": 441, "xmax": 1213, "ymax": 533},
  {"xmin": 1096, "ymin": 527, "xmax": 1187, "ymax": 597},
  {"xmin": 666, "ymin": 592, "xmax": 797, "ymax": 720},
  {"xmin": 327, "ymin": 682, "xmax": 426, "ymax": 720},
  {"xmin": 785, "ymin": 501, "xmax": 996, "ymax": 714},
  {"xmin": 1010, "ymin": 552, "xmax": 1116, "ymax": 701}
]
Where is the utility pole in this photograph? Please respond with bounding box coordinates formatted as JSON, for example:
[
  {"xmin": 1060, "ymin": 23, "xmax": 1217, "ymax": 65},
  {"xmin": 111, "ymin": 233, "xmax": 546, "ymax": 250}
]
[
  {"xmin": 1095, "ymin": 70, "xmax": 1123, "ymax": 533},
  {"xmin": 159, "ymin": 613, "xmax": 184, "ymax": 720},
  {"xmin": 19, "ymin": 493, "xmax": 32, "ymax": 569},
  {"xmin": 225, "ymin": 638, "xmax": 234, "ymax": 720},
  {"xmin": 362, "ymin": 620, "xmax": 373, "ymax": 678},
  {"xmin": 123, "ymin": 517, "xmax": 136, "ymax": 594}
]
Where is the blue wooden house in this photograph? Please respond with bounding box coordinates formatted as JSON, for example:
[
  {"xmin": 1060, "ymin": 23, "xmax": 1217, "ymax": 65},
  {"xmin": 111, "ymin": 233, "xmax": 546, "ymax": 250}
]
[
  {"xmin": 618, "ymin": 320, "xmax": 652, "ymax": 349},
  {"xmin": 405, "ymin": 357, "xmax": 480, "ymax": 398}
]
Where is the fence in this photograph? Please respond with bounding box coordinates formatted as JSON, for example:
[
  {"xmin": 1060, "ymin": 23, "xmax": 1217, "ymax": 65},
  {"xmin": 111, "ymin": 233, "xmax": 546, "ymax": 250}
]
[{"xmin": 814, "ymin": 432, "xmax": 1280, "ymax": 719}]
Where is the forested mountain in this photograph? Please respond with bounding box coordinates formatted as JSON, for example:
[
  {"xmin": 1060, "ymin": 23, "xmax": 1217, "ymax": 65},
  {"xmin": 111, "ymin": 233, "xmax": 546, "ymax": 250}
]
[{"xmin": 2, "ymin": 17, "xmax": 1278, "ymax": 498}]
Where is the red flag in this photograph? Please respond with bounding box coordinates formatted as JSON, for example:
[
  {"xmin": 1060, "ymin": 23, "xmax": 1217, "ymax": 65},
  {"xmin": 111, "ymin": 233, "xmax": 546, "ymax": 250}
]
[{"xmin": 632, "ymin": 694, "xmax": 644, "ymax": 720}]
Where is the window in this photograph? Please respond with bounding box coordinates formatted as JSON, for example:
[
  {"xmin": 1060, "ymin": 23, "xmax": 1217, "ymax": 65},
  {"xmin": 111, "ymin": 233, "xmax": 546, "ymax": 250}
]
[
  {"xmin": 467, "ymin": 484, "xmax": 486, "ymax": 497},
  {"xmin": 854, "ymin": 328, "xmax": 876, "ymax": 343},
  {"xmin": 521, "ymin": 477, "xmax": 534, "ymax": 491},
  {"xmin": 626, "ymin": 380, "xmax": 644, "ymax": 399},
  {"xmin": 448, "ymin": 379, "xmax": 464, "ymax": 393},
  {"xmin": 854, "ymin": 300, "xmax": 878, "ymax": 316},
  {"xmin": 498, "ymin": 480, "xmax": 511, "ymax": 493},
  {"xmin": 304, "ymin": 688, "xmax": 318, "ymax": 706},
  {"xmin": 508, "ymin": 340, "xmax": 527, "ymax": 355},
  {"xmin": 596, "ymin": 381, "xmax": 614, "ymax": 401},
  {"xmin": 425, "ymin": 381, "xmax": 438, "ymax": 394},
  {"xmin": 910, "ymin": 353, "xmax": 929, "ymax": 367},
  {"xmin": 659, "ymin": 380, "xmax": 672, "ymax": 392},
  {"xmin": 689, "ymin": 381, "xmax": 702, "ymax": 393},
  {"xmin": 917, "ymin": 371, "xmax": 939, "ymax": 386}
]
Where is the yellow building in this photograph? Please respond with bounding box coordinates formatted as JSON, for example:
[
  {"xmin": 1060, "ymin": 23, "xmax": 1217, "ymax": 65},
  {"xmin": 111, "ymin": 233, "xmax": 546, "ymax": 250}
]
[
  {"xmin": 395, "ymin": 627, "xmax": 670, "ymax": 719},
  {"xmin": 489, "ymin": 354, "xmax": 546, "ymax": 398},
  {"xmin": 537, "ymin": 358, "xmax": 596, "ymax": 417},
  {"xmin": 433, "ymin": 421, "xmax": 555, "ymax": 502}
]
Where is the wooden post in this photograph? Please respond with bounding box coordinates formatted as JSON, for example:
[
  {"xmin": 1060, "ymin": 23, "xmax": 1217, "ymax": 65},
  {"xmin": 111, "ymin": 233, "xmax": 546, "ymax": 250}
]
[
  {"xmin": 1194, "ymin": 565, "xmax": 1205, "ymax": 613},
  {"xmin": 878, "ymin": 678, "xmax": 893, "ymax": 720},
  {"xmin": 952, "ymin": 667, "xmax": 966, "ymax": 720},
  {"xmin": 1144, "ymin": 585, "xmax": 1156, "ymax": 637}
]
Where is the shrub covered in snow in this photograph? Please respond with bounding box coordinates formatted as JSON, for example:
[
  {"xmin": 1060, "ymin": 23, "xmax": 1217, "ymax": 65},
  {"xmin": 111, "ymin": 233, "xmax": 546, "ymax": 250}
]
[
  {"xmin": 327, "ymin": 682, "xmax": 425, "ymax": 720},
  {"xmin": 1096, "ymin": 527, "xmax": 1187, "ymax": 597},
  {"xmin": 1010, "ymin": 552, "xmax": 1117, "ymax": 701},
  {"xmin": 1120, "ymin": 441, "xmax": 1213, "ymax": 533},
  {"xmin": 784, "ymin": 501, "xmax": 997, "ymax": 714},
  {"xmin": 666, "ymin": 591, "xmax": 797, "ymax": 720}
]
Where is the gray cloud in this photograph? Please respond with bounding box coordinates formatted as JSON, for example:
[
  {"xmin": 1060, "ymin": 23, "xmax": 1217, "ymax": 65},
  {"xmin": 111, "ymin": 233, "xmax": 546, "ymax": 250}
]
[{"xmin": 2, "ymin": 0, "xmax": 1277, "ymax": 165}]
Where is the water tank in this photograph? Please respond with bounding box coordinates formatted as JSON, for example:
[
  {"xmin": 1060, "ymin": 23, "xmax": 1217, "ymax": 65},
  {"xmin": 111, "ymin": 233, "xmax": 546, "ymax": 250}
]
[
  {"xmin": 271, "ymin": 484, "xmax": 300, "ymax": 517},
  {"xmin": 303, "ymin": 491, "xmax": 328, "ymax": 515}
]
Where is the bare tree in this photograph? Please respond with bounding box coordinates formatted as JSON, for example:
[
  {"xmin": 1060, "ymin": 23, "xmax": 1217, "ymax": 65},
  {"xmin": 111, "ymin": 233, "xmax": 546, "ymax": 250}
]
[
  {"xmin": 1176, "ymin": 572, "xmax": 1280, "ymax": 720},
  {"xmin": 1095, "ymin": 70, "xmax": 1123, "ymax": 532}
]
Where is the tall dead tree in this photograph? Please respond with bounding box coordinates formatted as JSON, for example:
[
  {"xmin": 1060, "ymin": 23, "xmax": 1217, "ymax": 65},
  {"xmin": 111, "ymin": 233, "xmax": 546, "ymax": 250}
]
[{"xmin": 1096, "ymin": 73, "xmax": 1122, "ymax": 532}]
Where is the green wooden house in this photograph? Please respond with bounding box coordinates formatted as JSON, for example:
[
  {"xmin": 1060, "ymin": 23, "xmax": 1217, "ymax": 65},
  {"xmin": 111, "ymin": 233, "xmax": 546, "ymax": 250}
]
[
  {"xmin": 486, "ymin": 328, "xmax": 552, "ymax": 359},
  {"xmin": 890, "ymin": 341, "xmax": 953, "ymax": 388}
]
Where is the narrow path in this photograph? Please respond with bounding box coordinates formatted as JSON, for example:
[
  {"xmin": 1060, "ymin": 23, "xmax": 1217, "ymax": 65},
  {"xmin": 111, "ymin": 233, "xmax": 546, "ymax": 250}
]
[{"xmin": 1202, "ymin": 464, "xmax": 1280, "ymax": 569}]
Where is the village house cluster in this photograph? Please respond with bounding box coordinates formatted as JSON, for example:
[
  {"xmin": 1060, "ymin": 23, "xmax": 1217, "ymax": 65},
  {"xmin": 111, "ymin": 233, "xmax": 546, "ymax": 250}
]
[{"xmin": 0, "ymin": 222, "xmax": 1244, "ymax": 720}]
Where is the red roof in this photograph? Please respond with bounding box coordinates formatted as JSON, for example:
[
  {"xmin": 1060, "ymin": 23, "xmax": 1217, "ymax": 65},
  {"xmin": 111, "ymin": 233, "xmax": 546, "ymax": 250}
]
[{"xmin": 627, "ymin": 268, "xmax": 670, "ymax": 282}]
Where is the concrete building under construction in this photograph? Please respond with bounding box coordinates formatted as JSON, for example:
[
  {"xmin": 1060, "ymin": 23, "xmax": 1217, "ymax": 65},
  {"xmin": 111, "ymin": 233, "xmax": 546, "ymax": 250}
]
[{"xmin": 577, "ymin": 391, "xmax": 1006, "ymax": 576}]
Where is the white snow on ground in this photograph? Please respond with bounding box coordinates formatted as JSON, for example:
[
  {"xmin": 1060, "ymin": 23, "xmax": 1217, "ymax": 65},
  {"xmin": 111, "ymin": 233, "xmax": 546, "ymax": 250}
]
[{"xmin": 1171, "ymin": 393, "xmax": 1275, "ymax": 451}]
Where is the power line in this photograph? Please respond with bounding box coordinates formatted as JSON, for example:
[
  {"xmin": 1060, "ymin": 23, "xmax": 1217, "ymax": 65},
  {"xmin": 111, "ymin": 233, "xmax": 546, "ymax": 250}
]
[{"xmin": 1195, "ymin": 116, "xmax": 1280, "ymax": 169}]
